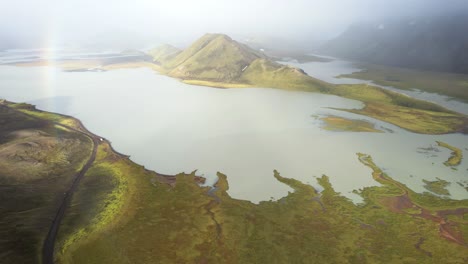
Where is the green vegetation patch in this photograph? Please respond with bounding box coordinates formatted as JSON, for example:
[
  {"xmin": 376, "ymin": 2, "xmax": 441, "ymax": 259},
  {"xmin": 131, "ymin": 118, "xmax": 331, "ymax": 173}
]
[
  {"xmin": 436, "ymin": 141, "xmax": 463, "ymax": 167},
  {"xmin": 289, "ymin": 54, "xmax": 333, "ymax": 63},
  {"xmin": 320, "ymin": 115, "xmax": 383, "ymax": 132},
  {"xmin": 240, "ymin": 58, "xmax": 331, "ymax": 92},
  {"xmin": 58, "ymin": 148, "xmax": 468, "ymax": 263},
  {"xmin": 0, "ymin": 101, "xmax": 93, "ymax": 263},
  {"xmin": 182, "ymin": 79, "xmax": 253, "ymax": 88},
  {"xmin": 339, "ymin": 63, "xmax": 468, "ymax": 103},
  {"xmin": 330, "ymin": 84, "xmax": 467, "ymax": 134},
  {"xmin": 55, "ymin": 142, "xmax": 134, "ymax": 264},
  {"xmin": 423, "ymin": 178, "xmax": 451, "ymax": 196}
]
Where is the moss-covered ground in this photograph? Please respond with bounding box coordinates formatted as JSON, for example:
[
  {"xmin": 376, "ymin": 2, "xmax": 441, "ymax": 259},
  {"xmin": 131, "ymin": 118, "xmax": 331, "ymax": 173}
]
[
  {"xmin": 0, "ymin": 101, "xmax": 93, "ymax": 263},
  {"xmin": 338, "ymin": 63, "xmax": 468, "ymax": 103},
  {"xmin": 56, "ymin": 148, "xmax": 468, "ymax": 263},
  {"xmin": 437, "ymin": 141, "xmax": 463, "ymax": 167},
  {"xmin": 328, "ymin": 84, "xmax": 467, "ymax": 134},
  {"xmin": 320, "ymin": 115, "xmax": 383, "ymax": 132},
  {"xmin": 423, "ymin": 178, "xmax": 451, "ymax": 196}
]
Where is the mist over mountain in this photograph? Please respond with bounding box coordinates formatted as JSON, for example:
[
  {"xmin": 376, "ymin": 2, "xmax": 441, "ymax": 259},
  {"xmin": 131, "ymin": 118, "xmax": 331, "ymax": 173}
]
[
  {"xmin": 320, "ymin": 13, "xmax": 468, "ymax": 74},
  {"xmin": 2, "ymin": 0, "xmax": 467, "ymax": 53}
]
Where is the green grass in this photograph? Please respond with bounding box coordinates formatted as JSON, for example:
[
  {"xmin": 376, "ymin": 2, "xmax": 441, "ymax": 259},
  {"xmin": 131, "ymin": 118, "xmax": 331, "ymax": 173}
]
[
  {"xmin": 182, "ymin": 79, "xmax": 253, "ymax": 88},
  {"xmin": 423, "ymin": 178, "xmax": 451, "ymax": 196},
  {"xmin": 357, "ymin": 153, "xmax": 467, "ymax": 210},
  {"xmin": 338, "ymin": 63, "xmax": 468, "ymax": 103},
  {"xmin": 240, "ymin": 58, "xmax": 331, "ymax": 92},
  {"xmin": 319, "ymin": 115, "xmax": 383, "ymax": 132},
  {"xmin": 0, "ymin": 102, "xmax": 93, "ymax": 263},
  {"xmin": 56, "ymin": 149, "xmax": 468, "ymax": 263},
  {"xmin": 288, "ymin": 54, "xmax": 333, "ymax": 63},
  {"xmin": 55, "ymin": 142, "xmax": 135, "ymax": 264},
  {"xmin": 436, "ymin": 141, "xmax": 463, "ymax": 167},
  {"xmin": 329, "ymin": 84, "xmax": 467, "ymax": 134}
]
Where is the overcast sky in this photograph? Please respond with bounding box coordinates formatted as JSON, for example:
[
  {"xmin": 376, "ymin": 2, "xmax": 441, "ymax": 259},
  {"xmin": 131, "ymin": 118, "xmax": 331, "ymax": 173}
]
[{"xmin": 1, "ymin": 0, "xmax": 467, "ymax": 49}]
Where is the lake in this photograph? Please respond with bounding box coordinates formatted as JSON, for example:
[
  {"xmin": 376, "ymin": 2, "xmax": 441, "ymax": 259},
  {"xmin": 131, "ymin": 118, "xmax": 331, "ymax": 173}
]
[{"xmin": 0, "ymin": 57, "xmax": 467, "ymax": 203}]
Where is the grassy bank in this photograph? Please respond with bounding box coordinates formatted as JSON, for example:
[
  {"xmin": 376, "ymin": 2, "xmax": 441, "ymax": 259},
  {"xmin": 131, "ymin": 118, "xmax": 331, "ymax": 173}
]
[
  {"xmin": 0, "ymin": 101, "xmax": 93, "ymax": 263},
  {"xmin": 329, "ymin": 84, "xmax": 467, "ymax": 134},
  {"xmin": 338, "ymin": 63, "xmax": 468, "ymax": 103},
  {"xmin": 59, "ymin": 153, "xmax": 468, "ymax": 263},
  {"xmin": 319, "ymin": 115, "xmax": 383, "ymax": 132}
]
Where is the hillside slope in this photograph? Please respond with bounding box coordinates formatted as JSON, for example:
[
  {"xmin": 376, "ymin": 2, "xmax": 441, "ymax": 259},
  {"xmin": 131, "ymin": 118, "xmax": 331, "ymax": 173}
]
[
  {"xmin": 240, "ymin": 58, "xmax": 330, "ymax": 92},
  {"xmin": 161, "ymin": 34, "xmax": 267, "ymax": 82},
  {"xmin": 147, "ymin": 44, "xmax": 181, "ymax": 65},
  {"xmin": 149, "ymin": 33, "xmax": 323, "ymax": 87},
  {"xmin": 320, "ymin": 14, "xmax": 468, "ymax": 74}
]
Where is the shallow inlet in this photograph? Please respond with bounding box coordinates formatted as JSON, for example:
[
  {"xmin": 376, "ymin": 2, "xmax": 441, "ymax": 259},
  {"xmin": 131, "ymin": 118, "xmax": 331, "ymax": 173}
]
[
  {"xmin": 284, "ymin": 58, "xmax": 468, "ymax": 115},
  {"xmin": 0, "ymin": 63, "xmax": 467, "ymax": 203}
]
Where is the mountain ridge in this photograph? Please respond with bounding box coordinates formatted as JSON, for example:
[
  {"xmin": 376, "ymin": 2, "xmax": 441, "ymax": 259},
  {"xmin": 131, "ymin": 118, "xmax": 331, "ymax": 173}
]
[{"xmin": 319, "ymin": 14, "xmax": 468, "ymax": 74}]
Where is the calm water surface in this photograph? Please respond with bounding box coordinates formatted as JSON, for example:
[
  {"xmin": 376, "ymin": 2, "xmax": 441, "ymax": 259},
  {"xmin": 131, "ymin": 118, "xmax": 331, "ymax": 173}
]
[{"xmin": 0, "ymin": 64, "xmax": 467, "ymax": 203}]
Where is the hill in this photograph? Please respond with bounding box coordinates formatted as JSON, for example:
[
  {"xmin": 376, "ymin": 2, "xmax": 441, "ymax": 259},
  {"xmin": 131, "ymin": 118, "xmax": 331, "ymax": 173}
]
[
  {"xmin": 149, "ymin": 33, "xmax": 327, "ymax": 90},
  {"xmin": 155, "ymin": 33, "xmax": 267, "ymax": 82},
  {"xmin": 147, "ymin": 44, "xmax": 181, "ymax": 65},
  {"xmin": 319, "ymin": 14, "xmax": 468, "ymax": 74}
]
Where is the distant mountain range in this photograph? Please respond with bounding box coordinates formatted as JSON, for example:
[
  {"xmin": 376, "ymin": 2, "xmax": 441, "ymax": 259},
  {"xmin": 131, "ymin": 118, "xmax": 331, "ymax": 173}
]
[
  {"xmin": 149, "ymin": 33, "xmax": 329, "ymax": 91},
  {"xmin": 319, "ymin": 14, "xmax": 468, "ymax": 74}
]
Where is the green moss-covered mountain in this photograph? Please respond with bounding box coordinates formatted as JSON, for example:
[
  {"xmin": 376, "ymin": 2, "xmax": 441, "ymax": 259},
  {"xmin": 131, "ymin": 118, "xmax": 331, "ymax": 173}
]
[{"xmin": 149, "ymin": 33, "xmax": 328, "ymax": 91}]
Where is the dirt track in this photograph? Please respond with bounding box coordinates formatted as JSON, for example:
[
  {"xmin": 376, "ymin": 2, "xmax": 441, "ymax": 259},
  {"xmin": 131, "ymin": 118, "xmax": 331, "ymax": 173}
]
[
  {"xmin": 2, "ymin": 103, "xmax": 101, "ymax": 264},
  {"xmin": 41, "ymin": 125, "xmax": 98, "ymax": 264}
]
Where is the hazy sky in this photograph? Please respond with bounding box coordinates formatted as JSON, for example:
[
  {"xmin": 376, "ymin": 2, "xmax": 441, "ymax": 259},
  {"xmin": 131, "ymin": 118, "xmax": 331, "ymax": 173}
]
[{"xmin": 1, "ymin": 0, "xmax": 467, "ymax": 49}]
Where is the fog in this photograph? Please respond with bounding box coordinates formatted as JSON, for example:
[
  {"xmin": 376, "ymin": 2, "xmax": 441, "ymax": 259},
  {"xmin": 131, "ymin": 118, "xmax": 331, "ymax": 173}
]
[{"xmin": 1, "ymin": 0, "xmax": 467, "ymax": 50}]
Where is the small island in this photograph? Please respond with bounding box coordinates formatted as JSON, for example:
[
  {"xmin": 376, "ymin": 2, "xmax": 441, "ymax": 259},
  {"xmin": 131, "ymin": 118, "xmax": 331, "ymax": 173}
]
[
  {"xmin": 320, "ymin": 115, "xmax": 383, "ymax": 132},
  {"xmin": 437, "ymin": 141, "xmax": 463, "ymax": 167},
  {"xmin": 423, "ymin": 178, "xmax": 451, "ymax": 196}
]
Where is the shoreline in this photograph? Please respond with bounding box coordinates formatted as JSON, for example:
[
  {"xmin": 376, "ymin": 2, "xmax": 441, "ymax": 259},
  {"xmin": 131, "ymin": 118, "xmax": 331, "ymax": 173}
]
[
  {"xmin": 8, "ymin": 56, "xmax": 468, "ymax": 135},
  {"xmin": 1, "ymin": 99, "xmax": 467, "ymax": 263}
]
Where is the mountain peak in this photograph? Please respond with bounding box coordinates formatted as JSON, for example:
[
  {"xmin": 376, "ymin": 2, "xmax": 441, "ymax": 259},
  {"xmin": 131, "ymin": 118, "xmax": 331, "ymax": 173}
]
[
  {"xmin": 162, "ymin": 33, "xmax": 267, "ymax": 82},
  {"xmin": 200, "ymin": 33, "xmax": 232, "ymax": 41},
  {"xmin": 146, "ymin": 33, "xmax": 323, "ymax": 91}
]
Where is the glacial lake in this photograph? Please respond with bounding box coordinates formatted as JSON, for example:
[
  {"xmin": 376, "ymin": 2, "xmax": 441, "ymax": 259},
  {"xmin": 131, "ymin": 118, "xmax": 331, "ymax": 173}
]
[{"xmin": 0, "ymin": 62, "xmax": 467, "ymax": 203}]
